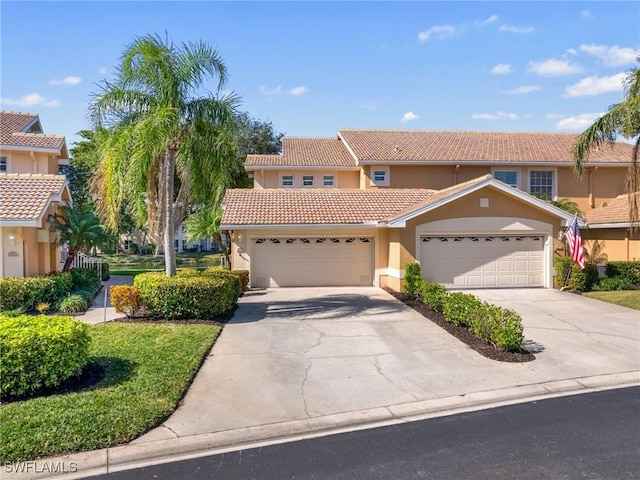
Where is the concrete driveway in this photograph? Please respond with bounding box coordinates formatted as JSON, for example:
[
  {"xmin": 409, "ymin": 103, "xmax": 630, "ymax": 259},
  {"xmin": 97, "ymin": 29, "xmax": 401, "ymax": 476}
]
[{"xmin": 138, "ymin": 287, "xmax": 639, "ymax": 442}]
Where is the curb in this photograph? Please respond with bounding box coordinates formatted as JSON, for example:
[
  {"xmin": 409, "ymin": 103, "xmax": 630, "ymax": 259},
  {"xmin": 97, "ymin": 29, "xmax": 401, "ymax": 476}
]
[{"xmin": 3, "ymin": 371, "xmax": 639, "ymax": 480}]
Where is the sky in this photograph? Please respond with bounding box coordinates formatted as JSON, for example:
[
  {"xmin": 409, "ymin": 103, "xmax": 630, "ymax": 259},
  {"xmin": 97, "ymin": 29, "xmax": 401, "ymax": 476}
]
[{"xmin": 1, "ymin": 1, "xmax": 639, "ymax": 149}]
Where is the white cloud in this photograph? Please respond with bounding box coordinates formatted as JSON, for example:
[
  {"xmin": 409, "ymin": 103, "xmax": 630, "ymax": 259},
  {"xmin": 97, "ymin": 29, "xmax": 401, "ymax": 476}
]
[
  {"xmin": 98, "ymin": 67, "xmax": 108, "ymax": 75},
  {"xmin": 418, "ymin": 25, "xmax": 457, "ymax": 42},
  {"xmin": 564, "ymin": 73, "xmax": 626, "ymax": 97},
  {"xmin": 259, "ymin": 85, "xmax": 282, "ymax": 96},
  {"xmin": 472, "ymin": 111, "xmax": 519, "ymax": 120},
  {"xmin": 556, "ymin": 113, "xmax": 602, "ymax": 131},
  {"xmin": 0, "ymin": 92, "xmax": 60, "ymax": 107},
  {"xmin": 565, "ymin": 48, "xmax": 578, "ymax": 56},
  {"xmin": 400, "ymin": 111, "xmax": 419, "ymax": 122},
  {"xmin": 478, "ymin": 14, "xmax": 499, "ymax": 26},
  {"xmin": 491, "ymin": 63, "xmax": 512, "ymax": 74},
  {"xmin": 288, "ymin": 86, "xmax": 308, "ymax": 96},
  {"xmin": 578, "ymin": 44, "xmax": 640, "ymax": 67},
  {"xmin": 49, "ymin": 76, "xmax": 82, "ymax": 86},
  {"xmin": 360, "ymin": 101, "xmax": 377, "ymax": 110},
  {"xmin": 504, "ymin": 85, "xmax": 541, "ymax": 95},
  {"xmin": 580, "ymin": 9, "xmax": 592, "ymax": 18},
  {"xmin": 527, "ymin": 59, "xmax": 583, "ymax": 76},
  {"xmin": 545, "ymin": 113, "xmax": 563, "ymax": 120},
  {"xmin": 499, "ymin": 24, "xmax": 534, "ymax": 34}
]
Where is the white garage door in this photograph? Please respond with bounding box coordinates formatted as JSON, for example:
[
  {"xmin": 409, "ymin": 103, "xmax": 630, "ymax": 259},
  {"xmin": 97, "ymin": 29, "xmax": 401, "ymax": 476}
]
[
  {"xmin": 251, "ymin": 237, "xmax": 374, "ymax": 287},
  {"xmin": 420, "ymin": 235, "xmax": 544, "ymax": 288}
]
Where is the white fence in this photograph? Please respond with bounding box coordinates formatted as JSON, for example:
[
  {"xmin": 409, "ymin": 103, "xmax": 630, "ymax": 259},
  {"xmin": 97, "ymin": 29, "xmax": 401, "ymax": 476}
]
[{"xmin": 62, "ymin": 251, "xmax": 103, "ymax": 279}]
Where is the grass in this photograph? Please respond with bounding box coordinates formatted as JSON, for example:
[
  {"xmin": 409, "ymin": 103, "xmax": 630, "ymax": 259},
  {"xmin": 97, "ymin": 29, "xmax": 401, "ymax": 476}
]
[
  {"xmin": 583, "ymin": 290, "xmax": 640, "ymax": 310},
  {"xmin": 0, "ymin": 322, "xmax": 220, "ymax": 462},
  {"xmin": 104, "ymin": 252, "xmax": 222, "ymax": 270}
]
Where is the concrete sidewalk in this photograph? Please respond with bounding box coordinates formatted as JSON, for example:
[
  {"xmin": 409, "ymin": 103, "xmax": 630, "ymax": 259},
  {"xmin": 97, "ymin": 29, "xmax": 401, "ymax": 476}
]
[
  {"xmin": 8, "ymin": 287, "xmax": 639, "ymax": 479},
  {"xmin": 79, "ymin": 275, "xmax": 133, "ymax": 324}
]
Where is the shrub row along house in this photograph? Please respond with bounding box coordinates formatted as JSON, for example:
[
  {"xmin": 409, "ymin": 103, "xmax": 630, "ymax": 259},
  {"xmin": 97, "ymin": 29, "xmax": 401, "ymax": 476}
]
[{"xmin": 221, "ymin": 129, "xmax": 638, "ymax": 290}]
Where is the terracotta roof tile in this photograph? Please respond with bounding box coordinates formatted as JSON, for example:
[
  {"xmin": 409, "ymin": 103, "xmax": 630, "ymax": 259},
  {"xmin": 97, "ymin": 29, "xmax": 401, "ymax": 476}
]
[
  {"xmin": 222, "ymin": 188, "xmax": 435, "ymax": 225},
  {"xmin": 0, "ymin": 110, "xmax": 65, "ymax": 151},
  {"xmin": 0, "ymin": 173, "xmax": 68, "ymax": 222},
  {"xmin": 338, "ymin": 129, "xmax": 633, "ymax": 164},
  {"xmin": 246, "ymin": 137, "xmax": 356, "ymax": 168},
  {"xmin": 585, "ymin": 193, "xmax": 639, "ymax": 225}
]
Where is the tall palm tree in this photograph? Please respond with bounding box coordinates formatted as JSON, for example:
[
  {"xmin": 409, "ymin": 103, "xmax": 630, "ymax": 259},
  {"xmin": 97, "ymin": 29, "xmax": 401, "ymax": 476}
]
[
  {"xmin": 50, "ymin": 205, "xmax": 115, "ymax": 272},
  {"xmin": 572, "ymin": 58, "xmax": 640, "ymax": 227},
  {"xmin": 90, "ymin": 34, "xmax": 242, "ymax": 276}
]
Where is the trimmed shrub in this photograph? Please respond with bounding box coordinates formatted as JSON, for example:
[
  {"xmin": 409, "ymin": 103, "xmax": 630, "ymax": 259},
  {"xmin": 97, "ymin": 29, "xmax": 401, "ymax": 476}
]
[
  {"xmin": 100, "ymin": 262, "xmax": 110, "ymax": 281},
  {"xmin": 420, "ymin": 282, "xmax": 447, "ymax": 312},
  {"xmin": 71, "ymin": 268, "xmax": 101, "ymax": 295},
  {"xmin": 0, "ymin": 272, "xmax": 72, "ymax": 312},
  {"xmin": 403, "ymin": 263, "xmax": 423, "ymax": 298},
  {"xmin": 489, "ymin": 307, "xmax": 524, "ymax": 351},
  {"xmin": 592, "ymin": 277, "xmax": 635, "ymax": 291},
  {"xmin": 134, "ymin": 269, "xmax": 241, "ymax": 320},
  {"xmin": 605, "ymin": 261, "xmax": 640, "ymax": 285},
  {"xmin": 110, "ymin": 285, "xmax": 143, "ymax": 318},
  {"xmin": 568, "ymin": 263, "xmax": 599, "ymax": 292},
  {"xmin": 0, "ymin": 314, "xmax": 90, "ymax": 397},
  {"xmin": 230, "ymin": 270, "xmax": 250, "ymax": 292},
  {"xmin": 554, "ymin": 256, "xmax": 573, "ymax": 288},
  {"xmin": 57, "ymin": 293, "xmax": 89, "ymax": 313},
  {"xmin": 441, "ymin": 292, "xmax": 483, "ymax": 328}
]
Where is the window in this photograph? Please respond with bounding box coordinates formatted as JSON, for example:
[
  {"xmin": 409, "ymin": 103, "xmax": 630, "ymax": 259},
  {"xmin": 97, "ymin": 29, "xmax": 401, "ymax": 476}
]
[
  {"xmin": 529, "ymin": 170, "xmax": 554, "ymax": 200},
  {"xmin": 0, "ymin": 157, "xmax": 6, "ymax": 173},
  {"xmin": 323, "ymin": 175, "xmax": 335, "ymax": 187},
  {"xmin": 282, "ymin": 175, "xmax": 294, "ymax": 187},
  {"xmin": 494, "ymin": 170, "xmax": 518, "ymax": 188},
  {"xmin": 372, "ymin": 169, "xmax": 387, "ymax": 185},
  {"xmin": 302, "ymin": 175, "xmax": 314, "ymax": 187}
]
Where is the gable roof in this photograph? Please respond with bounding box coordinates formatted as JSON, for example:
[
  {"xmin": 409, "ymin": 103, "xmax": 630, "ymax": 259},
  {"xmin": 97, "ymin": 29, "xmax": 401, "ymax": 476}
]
[
  {"xmin": 221, "ymin": 188, "xmax": 435, "ymax": 227},
  {"xmin": 246, "ymin": 137, "xmax": 356, "ymax": 169},
  {"xmin": 0, "ymin": 173, "xmax": 70, "ymax": 226},
  {"xmin": 584, "ymin": 193, "xmax": 639, "ymax": 228},
  {"xmin": 337, "ymin": 129, "xmax": 633, "ymax": 165},
  {"xmin": 0, "ymin": 110, "xmax": 67, "ymax": 155}
]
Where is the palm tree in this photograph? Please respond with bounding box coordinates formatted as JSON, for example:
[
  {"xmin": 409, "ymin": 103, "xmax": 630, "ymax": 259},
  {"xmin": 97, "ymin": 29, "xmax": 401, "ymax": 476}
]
[
  {"xmin": 184, "ymin": 206, "xmax": 230, "ymax": 266},
  {"xmin": 572, "ymin": 58, "xmax": 640, "ymax": 227},
  {"xmin": 50, "ymin": 205, "xmax": 115, "ymax": 272},
  {"xmin": 90, "ymin": 34, "xmax": 242, "ymax": 276}
]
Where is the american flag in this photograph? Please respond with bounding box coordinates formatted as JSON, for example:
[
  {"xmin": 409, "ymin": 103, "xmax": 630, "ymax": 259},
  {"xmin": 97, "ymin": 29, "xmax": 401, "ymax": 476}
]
[{"xmin": 564, "ymin": 216, "xmax": 585, "ymax": 270}]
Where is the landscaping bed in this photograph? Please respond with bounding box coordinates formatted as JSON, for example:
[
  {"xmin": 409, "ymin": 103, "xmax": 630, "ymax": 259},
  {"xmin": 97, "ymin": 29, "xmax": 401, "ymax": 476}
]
[{"xmin": 386, "ymin": 289, "xmax": 535, "ymax": 363}]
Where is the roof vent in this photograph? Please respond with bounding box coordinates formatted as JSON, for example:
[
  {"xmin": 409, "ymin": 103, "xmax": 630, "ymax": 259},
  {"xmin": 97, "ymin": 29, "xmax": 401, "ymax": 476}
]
[{"xmin": 393, "ymin": 145, "xmax": 402, "ymax": 152}]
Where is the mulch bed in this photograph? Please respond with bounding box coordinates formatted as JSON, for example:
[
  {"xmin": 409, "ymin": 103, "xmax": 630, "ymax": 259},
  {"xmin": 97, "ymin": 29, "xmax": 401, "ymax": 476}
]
[{"xmin": 386, "ymin": 289, "xmax": 535, "ymax": 363}]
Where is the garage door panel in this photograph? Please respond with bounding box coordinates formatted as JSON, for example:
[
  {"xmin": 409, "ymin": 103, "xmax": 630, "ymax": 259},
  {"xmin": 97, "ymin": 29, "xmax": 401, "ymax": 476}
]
[{"xmin": 421, "ymin": 235, "xmax": 544, "ymax": 288}]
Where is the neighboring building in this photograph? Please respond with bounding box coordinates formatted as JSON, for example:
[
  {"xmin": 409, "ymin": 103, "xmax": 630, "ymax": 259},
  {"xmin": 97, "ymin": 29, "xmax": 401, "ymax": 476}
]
[
  {"xmin": 0, "ymin": 111, "xmax": 71, "ymax": 278},
  {"xmin": 120, "ymin": 222, "xmax": 220, "ymax": 254},
  {"xmin": 222, "ymin": 129, "xmax": 637, "ymax": 290}
]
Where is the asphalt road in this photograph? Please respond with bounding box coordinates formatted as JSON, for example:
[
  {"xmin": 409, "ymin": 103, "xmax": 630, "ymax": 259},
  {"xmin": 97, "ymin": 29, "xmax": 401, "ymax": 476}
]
[{"xmin": 91, "ymin": 386, "xmax": 640, "ymax": 480}]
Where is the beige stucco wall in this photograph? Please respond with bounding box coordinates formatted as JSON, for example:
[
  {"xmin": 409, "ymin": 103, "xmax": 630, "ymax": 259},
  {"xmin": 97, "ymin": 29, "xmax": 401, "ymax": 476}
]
[
  {"xmin": 252, "ymin": 170, "xmax": 359, "ymax": 189},
  {"xmin": 0, "ymin": 150, "xmax": 59, "ymax": 174},
  {"xmin": 583, "ymin": 228, "xmax": 640, "ymax": 262}
]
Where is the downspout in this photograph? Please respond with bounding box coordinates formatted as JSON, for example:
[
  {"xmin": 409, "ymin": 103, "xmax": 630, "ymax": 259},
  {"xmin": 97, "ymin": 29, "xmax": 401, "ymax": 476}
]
[
  {"xmin": 30, "ymin": 151, "xmax": 37, "ymax": 173},
  {"xmin": 588, "ymin": 166, "xmax": 598, "ymax": 208},
  {"xmin": 453, "ymin": 164, "xmax": 460, "ymax": 184},
  {"xmin": 626, "ymin": 229, "xmax": 630, "ymax": 261},
  {"xmin": 261, "ymin": 169, "xmax": 264, "ymax": 187}
]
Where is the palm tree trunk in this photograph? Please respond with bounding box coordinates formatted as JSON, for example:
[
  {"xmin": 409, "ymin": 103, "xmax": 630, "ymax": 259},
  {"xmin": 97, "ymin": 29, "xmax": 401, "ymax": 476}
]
[
  {"xmin": 63, "ymin": 248, "xmax": 77, "ymax": 272},
  {"xmin": 163, "ymin": 150, "xmax": 177, "ymax": 276}
]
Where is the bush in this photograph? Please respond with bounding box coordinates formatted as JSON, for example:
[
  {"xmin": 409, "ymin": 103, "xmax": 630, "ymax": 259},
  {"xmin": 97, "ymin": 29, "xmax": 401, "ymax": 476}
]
[
  {"xmin": 0, "ymin": 315, "xmax": 90, "ymax": 397},
  {"xmin": 110, "ymin": 285, "xmax": 143, "ymax": 318},
  {"xmin": 403, "ymin": 263, "xmax": 423, "ymax": 298},
  {"xmin": 568, "ymin": 263, "xmax": 599, "ymax": 292},
  {"xmin": 489, "ymin": 306, "xmax": 524, "ymax": 351},
  {"xmin": 592, "ymin": 277, "xmax": 635, "ymax": 291},
  {"xmin": 605, "ymin": 261, "xmax": 640, "ymax": 285},
  {"xmin": 57, "ymin": 293, "xmax": 89, "ymax": 313},
  {"xmin": 0, "ymin": 272, "xmax": 72, "ymax": 312},
  {"xmin": 71, "ymin": 268, "xmax": 101, "ymax": 295},
  {"xmin": 230, "ymin": 270, "xmax": 250, "ymax": 292},
  {"xmin": 441, "ymin": 292, "xmax": 484, "ymax": 328},
  {"xmin": 101, "ymin": 262, "xmax": 110, "ymax": 281},
  {"xmin": 554, "ymin": 256, "xmax": 573, "ymax": 288},
  {"xmin": 134, "ymin": 269, "xmax": 241, "ymax": 320},
  {"xmin": 420, "ymin": 282, "xmax": 447, "ymax": 312}
]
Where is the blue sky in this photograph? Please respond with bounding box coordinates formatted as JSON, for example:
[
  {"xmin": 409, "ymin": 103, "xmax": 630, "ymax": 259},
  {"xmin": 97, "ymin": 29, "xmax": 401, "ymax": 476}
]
[{"xmin": 1, "ymin": 1, "xmax": 638, "ymax": 148}]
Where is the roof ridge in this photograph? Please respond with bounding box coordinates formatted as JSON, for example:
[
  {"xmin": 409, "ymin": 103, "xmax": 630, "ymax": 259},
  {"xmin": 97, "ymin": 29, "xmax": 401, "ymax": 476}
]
[
  {"xmin": 0, "ymin": 110, "xmax": 39, "ymax": 116},
  {"xmin": 11, "ymin": 132, "xmax": 65, "ymax": 139},
  {"xmin": 0, "ymin": 173, "xmax": 66, "ymax": 179},
  {"xmin": 338, "ymin": 128, "xmax": 579, "ymax": 136}
]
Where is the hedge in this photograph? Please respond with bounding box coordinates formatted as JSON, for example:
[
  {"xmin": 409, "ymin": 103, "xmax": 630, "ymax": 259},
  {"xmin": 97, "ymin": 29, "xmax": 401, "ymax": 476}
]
[
  {"xmin": 420, "ymin": 282, "xmax": 447, "ymax": 312},
  {"xmin": 0, "ymin": 315, "xmax": 90, "ymax": 397},
  {"xmin": 229, "ymin": 269, "xmax": 250, "ymax": 292},
  {"xmin": 568, "ymin": 263, "xmax": 599, "ymax": 292},
  {"xmin": 134, "ymin": 269, "xmax": 241, "ymax": 320},
  {"xmin": 0, "ymin": 272, "xmax": 73, "ymax": 312},
  {"xmin": 605, "ymin": 261, "xmax": 640, "ymax": 285},
  {"xmin": 403, "ymin": 263, "xmax": 423, "ymax": 298}
]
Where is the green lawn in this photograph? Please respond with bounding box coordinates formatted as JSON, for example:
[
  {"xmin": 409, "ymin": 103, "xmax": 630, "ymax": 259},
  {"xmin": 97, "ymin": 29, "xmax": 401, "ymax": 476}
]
[
  {"xmin": 104, "ymin": 252, "xmax": 222, "ymax": 274},
  {"xmin": 583, "ymin": 290, "xmax": 640, "ymax": 310},
  {"xmin": 0, "ymin": 322, "xmax": 220, "ymax": 462}
]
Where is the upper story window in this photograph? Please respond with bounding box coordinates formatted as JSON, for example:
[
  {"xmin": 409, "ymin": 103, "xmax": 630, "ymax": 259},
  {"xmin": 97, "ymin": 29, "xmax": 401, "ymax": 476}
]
[
  {"xmin": 0, "ymin": 157, "xmax": 7, "ymax": 173},
  {"xmin": 494, "ymin": 170, "xmax": 518, "ymax": 188},
  {"xmin": 282, "ymin": 175, "xmax": 294, "ymax": 187},
  {"xmin": 323, "ymin": 175, "xmax": 335, "ymax": 187},
  {"xmin": 302, "ymin": 175, "xmax": 314, "ymax": 187},
  {"xmin": 372, "ymin": 168, "xmax": 389, "ymax": 186},
  {"xmin": 529, "ymin": 170, "xmax": 554, "ymax": 200}
]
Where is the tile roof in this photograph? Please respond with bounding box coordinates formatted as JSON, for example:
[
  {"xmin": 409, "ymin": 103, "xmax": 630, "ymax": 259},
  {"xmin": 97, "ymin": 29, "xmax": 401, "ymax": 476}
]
[
  {"xmin": 0, "ymin": 110, "xmax": 65, "ymax": 151},
  {"xmin": 0, "ymin": 173, "xmax": 68, "ymax": 222},
  {"xmin": 246, "ymin": 137, "xmax": 356, "ymax": 168},
  {"xmin": 338, "ymin": 129, "xmax": 633, "ymax": 164},
  {"xmin": 584, "ymin": 193, "xmax": 639, "ymax": 225},
  {"xmin": 222, "ymin": 188, "xmax": 435, "ymax": 225}
]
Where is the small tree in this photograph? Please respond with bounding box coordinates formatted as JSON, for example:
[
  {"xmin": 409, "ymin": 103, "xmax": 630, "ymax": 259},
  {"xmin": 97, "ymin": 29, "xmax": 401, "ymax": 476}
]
[{"xmin": 185, "ymin": 206, "xmax": 230, "ymax": 267}]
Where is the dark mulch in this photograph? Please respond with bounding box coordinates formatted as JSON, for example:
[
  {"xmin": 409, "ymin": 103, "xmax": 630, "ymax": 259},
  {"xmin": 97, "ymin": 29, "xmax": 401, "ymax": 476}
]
[
  {"xmin": 386, "ymin": 289, "xmax": 535, "ymax": 363},
  {"xmin": 110, "ymin": 304, "xmax": 238, "ymax": 325}
]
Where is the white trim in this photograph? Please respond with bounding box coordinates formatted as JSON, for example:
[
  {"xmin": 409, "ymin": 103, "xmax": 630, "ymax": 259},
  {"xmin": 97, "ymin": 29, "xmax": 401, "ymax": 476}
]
[
  {"xmin": 222, "ymin": 223, "xmax": 379, "ymax": 230},
  {"xmin": 246, "ymin": 165, "xmax": 359, "ymax": 171},
  {"xmin": 356, "ymin": 160, "xmax": 629, "ymax": 167},
  {"xmin": 302, "ymin": 174, "xmax": 314, "ymax": 187},
  {"xmin": 527, "ymin": 167, "xmax": 558, "ymax": 201},
  {"xmin": 336, "ymin": 131, "xmax": 362, "ymax": 166},
  {"xmin": 491, "ymin": 167, "xmax": 521, "ymax": 189},
  {"xmin": 385, "ymin": 267, "xmax": 404, "ymax": 279},
  {"xmin": 0, "ymin": 144, "xmax": 63, "ymax": 155},
  {"xmin": 322, "ymin": 174, "xmax": 335, "ymax": 187},
  {"xmin": 371, "ymin": 167, "xmax": 389, "ymax": 186},
  {"xmin": 585, "ymin": 223, "xmax": 636, "ymax": 229},
  {"xmin": 281, "ymin": 174, "xmax": 294, "ymax": 187}
]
